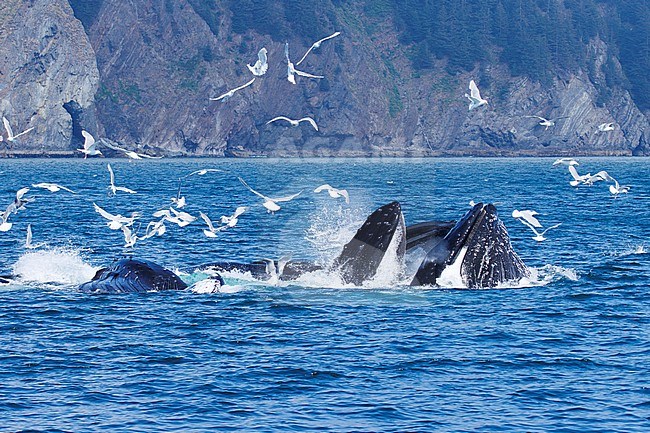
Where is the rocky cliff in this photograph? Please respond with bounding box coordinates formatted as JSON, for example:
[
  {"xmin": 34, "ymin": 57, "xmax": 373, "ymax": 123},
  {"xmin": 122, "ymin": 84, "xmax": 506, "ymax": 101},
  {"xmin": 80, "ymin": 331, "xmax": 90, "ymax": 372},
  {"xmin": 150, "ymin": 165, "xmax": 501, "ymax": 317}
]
[
  {"xmin": 0, "ymin": 0, "xmax": 99, "ymax": 155},
  {"xmin": 0, "ymin": 0, "xmax": 648, "ymax": 157}
]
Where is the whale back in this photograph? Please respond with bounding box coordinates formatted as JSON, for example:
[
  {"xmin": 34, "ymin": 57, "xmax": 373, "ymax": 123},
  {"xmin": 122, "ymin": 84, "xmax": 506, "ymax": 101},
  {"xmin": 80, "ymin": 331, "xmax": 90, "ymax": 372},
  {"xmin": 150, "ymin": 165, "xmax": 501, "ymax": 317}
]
[{"xmin": 79, "ymin": 258, "xmax": 187, "ymax": 293}]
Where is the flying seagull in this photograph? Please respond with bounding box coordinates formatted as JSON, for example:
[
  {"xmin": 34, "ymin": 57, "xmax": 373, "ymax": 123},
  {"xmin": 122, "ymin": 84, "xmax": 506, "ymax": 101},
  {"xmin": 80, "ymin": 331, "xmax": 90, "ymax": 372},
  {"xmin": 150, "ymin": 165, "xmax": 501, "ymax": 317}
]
[
  {"xmin": 77, "ymin": 130, "xmax": 102, "ymax": 158},
  {"xmin": 93, "ymin": 202, "xmax": 140, "ymax": 230},
  {"xmin": 314, "ymin": 184, "xmax": 349, "ymax": 203},
  {"xmin": 465, "ymin": 80, "xmax": 488, "ymax": 110},
  {"xmin": 184, "ymin": 168, "xmax": 224, "ymax": 178},
  {"xmin": 220, "ymin": 206, "xmax": 248, "ymax": 229},
  {"xmin": 524, "ymin": 115, "xmax": 569, "ymax": 131},
  {"xmin": 199, "ymin": 211, "xmax": 222, "ymax": 238},
  {"xmin": 31, "ymin": 183, "xmax": 76, "ymax": 193},
  {"xmin": 597, "ymin": 122, "xmax": 615, "ymax": 132},
  {"xmin": 247, "ymin": 48, "xmax": 268, "ymax": 76},
  {"xmin": 1, "ymin": 116, "xmax": 34, "ymax": 142},
  {"xmin": 266, "ymin": 116, "xmax": 319, "ymax": 131},
  {"xmin": 107, "ymin": 164, "xmax": 137, "ymax": 196},
  {"xmin": 296, "ymin": 31, "xmax": 341, "ymax": 66},
  {"xmin": 512, "ymin": 209, "xmax": 542, "ymax": 228},
  {"xmin": 609, "ymin": 176, "xmax": 630, "ymax": 197},
  {"xmin": 552, "ymin": 158, "xmax": 578, "ymax": 167},
  {"xmin": 517, "ymin": 218, "xmax": 562, "ymax": 242},
  {"xmin": 102, "ymin": 141, "xmax": 162, "ymax": 159},
  {"xmin": 171, "ymin": 180, "xmax": 186, "ymax": 209},
  {"xmin": 583, "ymin": 170, "xmax": 615, "ymax": 186},
  {"xmin": 145, "ymin": 218, "xmax": 167, "ymax": 238},
  {"xmin": 210, "ymin": 78, "xmax": 255, "ymax": 102},
  {"xmin": 0, "ymin": 187, "xmax": 32, "ymax": 232},
  {"xmin": 568, "ymin": 165, "xmax": 592, "ymax": 187},
  {"xmin": 152, "ymin": 207, "xmax": 196, "ymax": 228},
  {"xmin": 238, "ymin": 177, "xmax": 302, "ymax": 213},
  {"xmin": 285, "ymin": 42, "xmax": 324, "ymax": 85}
]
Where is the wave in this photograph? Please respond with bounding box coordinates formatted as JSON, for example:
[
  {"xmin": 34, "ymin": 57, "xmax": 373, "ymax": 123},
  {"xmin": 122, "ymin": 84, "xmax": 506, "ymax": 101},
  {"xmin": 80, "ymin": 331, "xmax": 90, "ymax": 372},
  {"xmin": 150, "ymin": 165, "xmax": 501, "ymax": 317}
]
[
  {"xmin": 12, "ymin": 247, "xmax": 98, "ymax": 286},
  {"xmin": 612, "ymin": 244, "xmax": 647, "ymax": 257}
]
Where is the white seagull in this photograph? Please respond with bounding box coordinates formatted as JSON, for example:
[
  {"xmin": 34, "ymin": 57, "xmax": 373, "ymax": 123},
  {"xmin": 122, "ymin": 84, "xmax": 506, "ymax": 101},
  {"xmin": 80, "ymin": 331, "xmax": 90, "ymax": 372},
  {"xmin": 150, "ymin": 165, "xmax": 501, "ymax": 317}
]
[
  {"xmin": 120, "ymin": 225, "xmax": 138, "ymax": 248},
  {"xmin": 1, "ymin": 187, "xmax": 33, "ymax": 232},
  {"xmin": 1, "ymin": 116, "xmax": 34, "ymax": 142},
  {"xmin": 102, "ymin": 141, "xmax": 162, "ymax": 159},
  {"xmin": 296, "ymin": 31, "xmax": 341, "ymax": 66},
  {"xmin": 25, "ymin": 224, "xmax": 45, "ymax": 249},
  {"xmin": 185, "ymin": 168, "xmax": 224, "ymax": 177},
  {"xmin": 584, "ymin": 170, "xmax": 614, "ymax": 186},
  {"xmin": 524, "ymin": 115, "xmax": 569, "ymax": 131},
  {"xmin": 145, "ymin": 218, "xmax": 167, "ymax": 237},
  {"xmin": 220, "ymin": 206, "xmax": 248, "ymax": 228},
  {"xmin": 0, "ymin": 187, "xmax": 29, "ymax": 232},
  {"xmin": 285, "ymin": 42, "xmax": 324, "ymax": 84},
  {"xmin": 465, "ymin": 80, "xmax": 488, "ymax": 110},
  {"xmin": 568, "ymin": 165, "xmax": 592, "ymax": 187},
  {"xmin": 199, "ymin": 211, "xmax": 222, "ymax": 238},
  {"xmin": 609, "ymin": 177, "xmax": 630, "ymax": 197},
  {"xmin": 152, "ymin": 207, "xmax": 196, "ymax": 228},
  {"xmin": 247, "ymin": 48, "xmax": 268, "ymax": 76},
  {"xmin": 210, "ymin": 78, "xmax": 255, "ymax": 102},
  {"xmin": 93, "ymin": 202, "xmax": 140, "ymax": 230},
  {"xmin": 597, "ymin": 122, "xmax": 615, "ymax": 132},
  {"xmin": 171, "ymin": 181, "xmax": 186, "ymax": 209},
  {"xmin": 31, "ymin": 182, "xmax": 76, "ymax": 193},
  {"xmin": 314, "ymin": 184, "xmax": 349, "ymax": 203},
  {"xmin": 552, "ymin": 158, "xmax": 579, "ymax": 166},
  {"xmin": 77, "ymin": 130, "xmax": 102, "ymax": 158},
  {"xmin": 512, "ymin": 209, "xmax": 542, "ymax": 228},
  {"xmin": 107, "ymin": 163, "xmax": 137, "ymax": 196},
  {"xmin": 517, "ymin": 218, "xmax": 562, "ymax": 242},
  {"xmin": 238, "ymin": 177, "xmax": 302, "ymax": 213},
  {"xmin": 266, "ymin": 116, "xmax": 319, "ymax": 131}
]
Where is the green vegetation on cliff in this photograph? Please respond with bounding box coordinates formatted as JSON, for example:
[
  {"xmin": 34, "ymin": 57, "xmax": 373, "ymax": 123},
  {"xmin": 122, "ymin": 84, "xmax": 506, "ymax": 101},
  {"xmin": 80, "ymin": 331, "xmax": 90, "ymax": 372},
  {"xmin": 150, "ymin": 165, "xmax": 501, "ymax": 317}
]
[{"xmin": 66, "ymin": 0, "xmax": 649, "ymax": 111}]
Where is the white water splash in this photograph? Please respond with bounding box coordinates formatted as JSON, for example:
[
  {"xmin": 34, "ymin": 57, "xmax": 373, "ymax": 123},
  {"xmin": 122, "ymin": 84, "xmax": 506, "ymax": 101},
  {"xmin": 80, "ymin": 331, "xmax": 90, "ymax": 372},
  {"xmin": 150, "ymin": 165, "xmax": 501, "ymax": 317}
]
[
  {"xmin": 12, "ymin": 248, "xmax": 98, "ymax": 286},
  {"xmin": 521, "ymin": 264, "xmax": 580, "ymax": 287},
  {"xmin": 304, "ymin": 204, "xmax": 366, "ymax": 267},
  {"xmin": 612, "ymin": 244, "xmax": 647, "ymax": 257}
]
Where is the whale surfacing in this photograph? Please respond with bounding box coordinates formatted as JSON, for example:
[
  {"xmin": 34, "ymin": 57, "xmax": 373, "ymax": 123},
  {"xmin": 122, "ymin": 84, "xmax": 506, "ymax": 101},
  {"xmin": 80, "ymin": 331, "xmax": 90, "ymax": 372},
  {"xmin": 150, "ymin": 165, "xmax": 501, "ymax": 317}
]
[
  {"xmin": 332, "ymin": 201, "xmax": 406, "ymax": 285},
  {"xmin": 411, "ymin": 203, "xmax": 529, "ymax": 288},
  {"xmin": 78, "ymin": 258, "xmax": 187, "ymax": 293}
]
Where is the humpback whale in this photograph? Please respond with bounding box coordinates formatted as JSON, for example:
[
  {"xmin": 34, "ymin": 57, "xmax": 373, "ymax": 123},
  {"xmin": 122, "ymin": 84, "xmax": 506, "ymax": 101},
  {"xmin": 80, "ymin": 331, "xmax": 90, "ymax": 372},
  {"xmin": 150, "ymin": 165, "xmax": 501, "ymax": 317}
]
[
  {"xmin": 75, "ymin": 201, "xmax": 529, "ymax": 293},
  {"xmin": 332, "ymin": 201, "xmax": 405, "ymax": 285},
  {"xmin": 78, "ymin": 258, "xmax": 188, "ymax": 293},
  {"xmin": 411, "ymin": 203, "xmax": 530, "ymax": 288}
]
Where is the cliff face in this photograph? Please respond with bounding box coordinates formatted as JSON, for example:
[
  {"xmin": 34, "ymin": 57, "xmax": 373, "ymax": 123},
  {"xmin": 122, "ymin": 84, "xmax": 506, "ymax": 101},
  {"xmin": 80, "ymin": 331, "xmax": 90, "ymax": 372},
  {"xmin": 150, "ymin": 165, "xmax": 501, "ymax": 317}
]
[
  {"xmin": 0, "ymin": 0, "xmax": 648, "ymax": 156},
  {"xmin": 0, "ymin": 0, "xmax": 99, "ymax": 155}
]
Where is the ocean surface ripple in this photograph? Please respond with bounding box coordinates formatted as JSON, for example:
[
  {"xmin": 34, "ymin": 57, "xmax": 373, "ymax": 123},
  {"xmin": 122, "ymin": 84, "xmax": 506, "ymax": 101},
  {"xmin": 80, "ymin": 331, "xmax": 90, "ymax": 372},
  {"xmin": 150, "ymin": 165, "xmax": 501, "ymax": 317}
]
[{"xmin": 0, "ymin": 158, "xmax": 648, "ymax": 432}]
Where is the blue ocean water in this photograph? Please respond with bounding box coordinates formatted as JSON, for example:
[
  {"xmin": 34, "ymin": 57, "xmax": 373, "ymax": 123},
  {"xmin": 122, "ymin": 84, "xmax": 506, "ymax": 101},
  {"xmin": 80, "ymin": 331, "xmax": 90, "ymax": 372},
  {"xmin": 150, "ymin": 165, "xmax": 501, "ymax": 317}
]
[{"xmin": 0, "ymin": 157, "xmax": 648, "ymax": 432}]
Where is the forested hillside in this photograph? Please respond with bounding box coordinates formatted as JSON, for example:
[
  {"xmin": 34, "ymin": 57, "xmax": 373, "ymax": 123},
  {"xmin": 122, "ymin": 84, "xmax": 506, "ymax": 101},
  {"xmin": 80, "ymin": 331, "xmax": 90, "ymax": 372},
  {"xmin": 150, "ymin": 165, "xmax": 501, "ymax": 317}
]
[
  {"xmin": 66, "ymin": 0, "xmax": 649, "ymax": 112},
  {"xmin": 1, "ymin": 0, "xmax": 648, "ymax": 156}
]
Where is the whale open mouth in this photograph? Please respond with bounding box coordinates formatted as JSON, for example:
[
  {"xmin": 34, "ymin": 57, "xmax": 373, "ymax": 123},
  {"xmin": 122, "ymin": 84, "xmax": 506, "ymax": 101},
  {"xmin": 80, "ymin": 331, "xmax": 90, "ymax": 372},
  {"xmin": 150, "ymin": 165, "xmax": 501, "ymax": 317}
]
[{"xmin": 412, "ymin": 203, "xmax": 530, "ymax": 288}]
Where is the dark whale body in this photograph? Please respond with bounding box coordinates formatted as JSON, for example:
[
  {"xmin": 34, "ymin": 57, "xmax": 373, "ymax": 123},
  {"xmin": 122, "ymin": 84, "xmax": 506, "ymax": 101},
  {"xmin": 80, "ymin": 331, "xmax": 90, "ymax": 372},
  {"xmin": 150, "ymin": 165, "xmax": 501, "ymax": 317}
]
[
  {"xmin": 77, "ymin": 201, "xmax": 529, "ymax": 292},
  {"xmin": 78, "ymin": 258, "xmax": 188, "ymax": 293},
  {"xmin": 332, "ymin": 201, "xmax": 406, "ymax": 285},
  {"xmin": 411, "ymin": 203, "xmax": 530, "ymax": 288}
]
